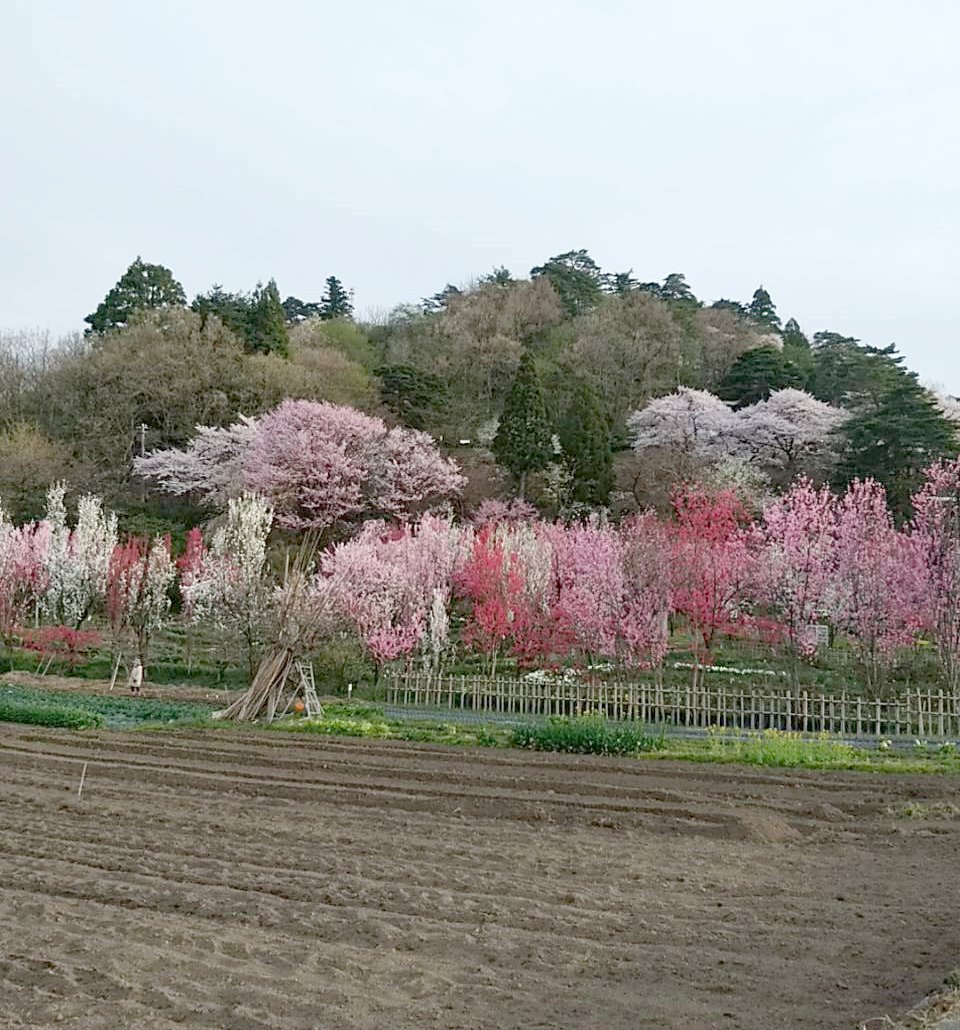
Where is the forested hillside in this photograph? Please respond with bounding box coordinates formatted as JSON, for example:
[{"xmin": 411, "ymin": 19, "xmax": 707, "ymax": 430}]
[{"xmin": 1, "ymin": 250, "xmax": 956, "ymax": 535}]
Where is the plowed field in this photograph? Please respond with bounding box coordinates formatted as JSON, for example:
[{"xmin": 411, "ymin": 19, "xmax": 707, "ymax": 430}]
[{"xmin": 1, "ymin": 723, "xmax": 958, "ymax": 1029}]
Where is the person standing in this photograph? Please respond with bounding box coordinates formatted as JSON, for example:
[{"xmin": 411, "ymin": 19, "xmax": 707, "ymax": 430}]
[{"xmin": 127, "ymin": 658, "xmax": 143, "ymax": 696}]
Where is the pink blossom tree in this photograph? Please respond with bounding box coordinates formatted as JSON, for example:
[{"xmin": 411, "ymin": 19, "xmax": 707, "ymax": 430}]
[
  {"xmin": 0, "ymin": 502, "xmax": 49, "ymax": 656},
  {"xmin": 826, "ymin": 479, "xmax": 915, "ymax": 693},
  {"xmin": 907, "ymin": 458, "xmax": 960, "ymax": 689},
  {"xmin": 754, "ymin": 478, "xmax": 838, "ymax": 666},
  {"xmin": 106, "ymin": 535, "xmax": 176, "ymax": 673},
  {"xmin": 619, "ymin": 512, "xmax": 672, "ymax": 672},
  {"xmin": 669, "ymin": 488, "xmax": 756, "ymax": 681},
  {"xmin": 137, "ymin": 401, "xmax": 464, "ymax": 537}
]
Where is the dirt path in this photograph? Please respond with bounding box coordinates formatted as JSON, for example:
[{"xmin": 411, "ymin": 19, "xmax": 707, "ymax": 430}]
[{"xmin": 1, "ymin": 724, "xmax": 958, "ymax": 1029}]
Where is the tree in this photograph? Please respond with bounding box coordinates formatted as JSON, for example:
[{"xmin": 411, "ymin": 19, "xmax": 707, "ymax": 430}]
[
  {"xmin": 106, "ymin": 534, "xmax": 175, "ymax": 672},
  {"xmin": 41, "ymin": 484, "xmax": 117, "ymax": 627},
  {"xmin": 143, "ymin": 402, "xmax": 462, "ymax": 533},
  {"xmin": 835, "ymin": 378, "xmax": 958, "ymax": 515},
  {"xmin": 628, "ymin": 388, "xmax": 736, "ymax": 467},
  {"xmin": 558, "ymin": 380, "xmax": 613, "ymax": 506},
  {"xmin": 530, "ymin": 249, "xmax": 604, "ymax": 317},
  {"xmin": 84, "ymin": 257, "xmax": 185, "ymax": 335},
  {"xmin": 181, "ymin": 493, "xmax": 274, "ymax": 679},
  {"xmin": 826, "ymin": 479, "xmax": 913, "ymax": 693},
  {"xmin": 282, "ymin": 296, "xmax": 322, "ymax": 323},
  {"xmin": 747, "ymin": 286, "xmax": 781, "ymax": 331},
  {"xmin": 492, "ymin": 352, "xmax": 553, "ymax": 498},
  {"xmin": 754, "ymin": 478, "xmax": 838, "ymax": 665},
  {"xmin": 908, "ymin": 459, "xmax": 960, "ymax": 690},
  {"xmin": 0, "ymin": 502, "xmax": 48, "ymax": 654},
  {"xmin": 717, "ymin": 346, "xmax": 803, "ymax": 408},
  {"xmin": 732, "ymin": 389, "xmax": 848, "ymax": 481},
  {"xmin": 319, "ymin": 276, "xmax": 354, "ymax": 320},
  {"xmin": 603, "ymin": 270, "xmax": 639, "ymax": 295},
  {"xmin": 192, "ymin": 285, "xmax": 254, "ymax": 340},
  {"xmin": 659, "ymin": 272, "xmax": 699, "ymax": 307},
  {"xmin": 375, "ymin": 364, "xmax": 448, "ymax": 430},
  {"xmin": 422, "ymin": 283, "xmax": 462, "ymax": 314},
  {"xmin": 0, "ymin": 424, "xmax": 78, "ymax": 523},
  {"xmin": 781, "ymin": 317, "xmax": 814, "ymax": 385},
  {"xmin": 248, "ymin": 279, "xmax": 290, "ymax": 357},
  {"xmin": 481, "ymin": 266, "xmax": 514, "ymax": 287},
  {"xmin": 711, "ymin": 298, "xmax": 748, "ymax": 317}
]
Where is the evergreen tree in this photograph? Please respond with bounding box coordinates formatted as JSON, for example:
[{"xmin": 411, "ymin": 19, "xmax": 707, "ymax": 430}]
[
  {"xmin": 781, "ymin": 317, "xmax": 814, "ymax": 384},
  {"xmin": 711, "ymin": 298, "xmax": 748, "ymax": 317},
  {"xmin": 835, "ymin": 379, "xmax": 958, "ymax": 516},
  {"xmin": 659, "ymin": 272, "xmax": 699, "ymax": 306},
  {"xmin": 603, "ymin": 270, "xmax": 639, "ymax": 295},
  {"xmin": 492, "ymin": 352, "xmax": 553, "ymax": 498},
  {"xmin": 748, "ymin": 286, "xmax": 781, "ymax": 331},
  {"xmin": 375, "ymin": 364, "xmax": 448, "ymax": 430},
  {"xmin": 282, "ymin": 295, "xmax": 322, "ymax": 322},
  {"xmin": 85, "ymin": 257, "xmax": 185, "ymax": 334},
  {"xmin": 717, "ymin": 346, "xmax": 803, "ymax": 408},
  {"xmin": 482, "ymin": 266, "xmax": 514, "ymax": 287},
  {"xmin": 192, "ymin": 284, "xmax": 253, "ymax": 341},
  {"xmin": 422, "ymin": 283, "xmax": 462, "ymax": 314},
  {"xmin": 248, "ymin": 279, "xmax": 289, "ymax": 357},
  {"xmin": 559, "ymin": 380, "xmax": 614, "ymax": 506},
  {"xmin": 319, "ymin": 276, "xmax": 353, "ymax": 320},
  {"xmin": 530, "ymin": 249, "xmax": 604, "ymax": 317}
]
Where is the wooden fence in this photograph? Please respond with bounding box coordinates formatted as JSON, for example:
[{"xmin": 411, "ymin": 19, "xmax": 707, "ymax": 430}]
[{"xmin": 386, "ymin": 674, "xmax": 960, "ymax": 739}]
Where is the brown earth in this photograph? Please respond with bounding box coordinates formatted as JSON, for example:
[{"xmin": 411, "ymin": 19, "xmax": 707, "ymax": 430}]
[{"xmin": 1, "ymin": 724, "xmax": 959, "ymax": 1030}]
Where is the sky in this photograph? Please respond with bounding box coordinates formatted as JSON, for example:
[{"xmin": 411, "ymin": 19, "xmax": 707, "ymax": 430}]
[{"xmin": 2, "ymin": 0, "xmax": 959, "ymax": 388}]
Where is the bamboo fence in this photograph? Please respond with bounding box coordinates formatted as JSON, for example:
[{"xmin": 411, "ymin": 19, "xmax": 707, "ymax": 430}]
[{"xmin": 386, "ymin": 673, "xmax": 960, "ymax": 739}]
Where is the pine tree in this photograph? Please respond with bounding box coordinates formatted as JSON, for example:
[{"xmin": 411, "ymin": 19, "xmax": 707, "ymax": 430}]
[
  {"xmin": 530, "ymin": 249, "xmax": 604, "ymax": 317},
  {"xmin": 835, "ymin": 378, "xmax": 959, "ymax": 516},
  {"xmin": 375, "ymin": 364, "xmax": 448, "ymax": 430},
  {"xmin": 248, "ymin": 279, "xmax": 289, "ymax": 357},
  {"xmin": 559, "ymin": 380, "xmax": 614, "ymax": 506},
  {"xmin": 781, "ymin": 317, "xmax": 814, "ymax": 385},
  {"xmin": 85, "ymin": 257, "xmax": 185, "ymax": 334},
  {"xmin": 319, "ymin": 276, "xmax": 354, "ymax": 320},
  {"xmin": 717, "ymin": 346, "xmax": 803, "ymax": 408},
  {"xmin": 492, "ymin": 352, "xmax": 553, "ymax": 498},
  {"xmin": 748, "ymin": 286, "xmax": 781, "ymax": 331}
]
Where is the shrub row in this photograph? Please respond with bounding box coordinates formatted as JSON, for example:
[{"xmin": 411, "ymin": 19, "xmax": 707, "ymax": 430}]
[
  {"xmin": 510, "ymin": 716, "xmax": 663, "ymax": 756},
  {"xmin": 0, "ymin": 698, "xmax": 103, "ymax": 730}
]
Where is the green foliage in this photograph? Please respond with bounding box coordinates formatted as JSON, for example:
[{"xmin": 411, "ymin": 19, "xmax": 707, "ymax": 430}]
[
  {"xmin": 492, "ymin": 351, "xmax": 553, "ymax": 496},
  {"xmin": 704, "ymin": 727, "xmax": 857, "ymax": 767},
  {"xmin": 558, "ymin": 380, "xmax": 613, "ymax": 506},
  {"xmin": 0, "ymin": 695, "xmax": 103, "ymax": 729},
  {"xmin": 747, "ymin": 286, "xmax": 781, "ymax": 331},
  {"xmin": 835, "ymin": 377, "xmax": 958, "ymax": 515},
  {"xmin": 375, "ymin": 364, "xmax": 448, "ymax": 429},
  {"xmin": 717, "ymin": 345, "xmax": 803, "ymax": 408},
  {"xmin": 319, "ymin": 276, "xmax": 353, "ymax": 320},
  {"xmin": 781, "ymin": 317, "xmax": 814, "ymax": 383},
  {"xmin": 248, "ymin": 279, "xmax": 290, "ymax": 357},
  {"xmin": 0, "ymin": 684, "xmax": 213, "ymax": 727},
  {"xmin": 193, "ymin": 284, "xmax": 255, "ymax": 340},
  {"xmin": 510, "ymin": 716, "xmax": 663, "ymax": 756},
  {"xmin": 282, "ymin": 295, "xmax": 322, "ymax": 322},
  {"xmin": 85, "ymin": 257, "xmax": 186, "ymax": 335},
  {"xmin": 530, "ymin": 249, "xmax": 604, "ymax": 317}
]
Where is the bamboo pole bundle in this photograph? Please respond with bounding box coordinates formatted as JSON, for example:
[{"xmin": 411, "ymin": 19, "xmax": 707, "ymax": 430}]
[{"xmin": 213, "ymin": 533, "xmax": 326, "ymax": 723}]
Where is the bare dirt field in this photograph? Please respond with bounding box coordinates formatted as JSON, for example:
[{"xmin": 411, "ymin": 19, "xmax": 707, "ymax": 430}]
[{"xmin": 1, "ymin": 724, "xmax": 958, "ymax": 1030}]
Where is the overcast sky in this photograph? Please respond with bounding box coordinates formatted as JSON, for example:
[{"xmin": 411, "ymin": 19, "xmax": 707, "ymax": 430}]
[{"xmin": 2, "ymin": 1, "xmax": 958, "ymax": 388}]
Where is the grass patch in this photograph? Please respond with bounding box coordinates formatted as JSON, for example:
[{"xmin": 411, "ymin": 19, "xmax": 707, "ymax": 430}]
[
  {"xmin": 269, "ymin": 705, "xmax": 506, "ymax": 748},
  {"xmin": 510, "ymin": 716, "xmax": 664, "ymax": 756},
  {"xmin": 0, "ymin": 697, "xmax": 103, "ymax": 730},
  {"xmin": 0, "ymin": 684, "xmax": 214, "ymax": 728}
]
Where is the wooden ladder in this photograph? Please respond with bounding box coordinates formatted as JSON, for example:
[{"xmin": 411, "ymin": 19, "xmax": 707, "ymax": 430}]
[{"xmin": 297, "ymin": 661, "xmax": 324, "ymax": 718}]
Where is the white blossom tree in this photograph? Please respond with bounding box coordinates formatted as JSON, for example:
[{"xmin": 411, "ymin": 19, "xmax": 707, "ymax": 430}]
[
  {"xmin": 732, "ymin": 389, "xmax": 848, "ymax": 481},
  {"xmin": 42, "ymin": 484, "xmax": 118, "ymax": 627},
  {"xmin": 183, "ymin": 492, "xmax": 275, "ymax": 678},
  {"xmin": 628, "ymin": 388, "xmax": 737, "ymax": 459}
]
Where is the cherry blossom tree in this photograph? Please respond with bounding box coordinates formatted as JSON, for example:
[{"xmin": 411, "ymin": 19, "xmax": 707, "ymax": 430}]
[
  {"xmin": 0, "ymin": 502, "xmax": 49, "ymax": 654},
  {"xmin": 826, "ymin": 479, "xmax": 914, "ymax": 693},
  {"xmin": 137, "ymin": 400, "xmax": 464, "ymax": 536},
  {"xmin": 183, "ymin": 493, "xmax": 275, "ymax": 678},
  {"xmin": 619, "ymin": 512, "xmax": 672, "ymax": 671},
  {"xmin": 628, "ymin": 388, "xmax": 736, "ymax": 467},
  {"xmin": 41, "ymin": 484, "xmax": 117, "ymax": 627},
  {"xmin": 134, "ymin": 419, "xmax": 257, "ymax": 505},
  {"xmin": 106, "ymin": 534, "xmax": 176, "ymax": 672},
  {"xmin": 907, "ymin": 458, "xmax": 960, "ymax": 689},
  {"xmin": 753, "ymin": 478, "xmax": 838, "ymax": 667},
  {"xmin": 733, "ymin": 389, "xmax": 848, "ymax": 481},
  {"xmin": 669, "ymin": 488, "xmax": 755, "ymax": 680}
]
